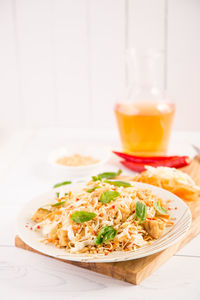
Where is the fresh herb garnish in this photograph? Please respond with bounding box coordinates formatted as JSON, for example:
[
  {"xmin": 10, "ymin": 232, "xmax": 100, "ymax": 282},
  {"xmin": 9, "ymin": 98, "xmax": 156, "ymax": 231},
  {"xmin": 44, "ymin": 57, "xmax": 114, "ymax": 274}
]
[
  {"xmin": 92, "ymin": 175, "xmax": 101, "ymax": 181},
  {"xmin": 65, "ymin": 192, "xmax": 68, "ymax": 196},
  {"xmin": 92, "ymin": 169, "xmax": 122, "ymax": 181},
  {"xmin": 53, "ymin": 181, "xmax": 72, "ymax": 188},
  {"xmin": 95, "ymin": 225, "xmax": 117, "ymax": 245},
  {"xmin": 52, "ymin": 200, "xmax": 66, "ymax": 207},
  {"xmin": 39, "ymin": 207, "xmax": 51, "ymax": 212},
  {"xmin": 104, "ymin": 180, "xmax": 132, "ymax": 187},
  {"xmin": 86, "ymin": 186, "xmax": 100, "ymax": 193},
  {"xmin": 71, "ymin": 211, "xmax": 96, "ymax": 223},
  {"xmin": 154, "ymin": 201, "xmax": 168, "ymax": 216},
  {"xmin": 56, "ymin": 192, "xmax": 60, "ymax": 198},
  {"xmin": 100, "ymin": 191, "xmax": 120, "ymax": 204},
  {"xmin": 135, "ymin": 201, "xmax": 147, "ymax": 221}
]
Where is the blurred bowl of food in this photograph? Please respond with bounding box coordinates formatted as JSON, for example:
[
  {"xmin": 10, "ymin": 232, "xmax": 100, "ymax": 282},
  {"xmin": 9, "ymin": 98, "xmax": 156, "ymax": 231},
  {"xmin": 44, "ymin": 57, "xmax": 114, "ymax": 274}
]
[{"xmin": 48, "ymin": 144, "xmax": 110, "ymax": 180}]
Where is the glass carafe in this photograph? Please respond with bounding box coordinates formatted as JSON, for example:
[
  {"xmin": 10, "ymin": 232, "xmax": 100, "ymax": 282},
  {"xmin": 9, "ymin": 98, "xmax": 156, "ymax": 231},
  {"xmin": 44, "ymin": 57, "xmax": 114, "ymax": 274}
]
[{"xmin": 115, "ymin": 49, "xmax": 175, "ymax": 156}]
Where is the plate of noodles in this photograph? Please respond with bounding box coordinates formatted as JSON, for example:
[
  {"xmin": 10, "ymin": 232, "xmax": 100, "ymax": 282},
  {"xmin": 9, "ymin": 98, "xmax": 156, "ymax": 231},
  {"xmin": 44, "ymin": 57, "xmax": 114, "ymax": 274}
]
[{"xmin": 17, "ymin": 172, "xmax": 191, "ymax": 263}]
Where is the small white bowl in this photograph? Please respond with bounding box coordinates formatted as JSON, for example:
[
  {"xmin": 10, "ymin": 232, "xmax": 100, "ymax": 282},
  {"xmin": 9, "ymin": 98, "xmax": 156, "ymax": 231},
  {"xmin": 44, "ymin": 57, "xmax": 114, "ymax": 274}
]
[{"xmin": 48, "ymin": 145, "xmax": 110, "ymax": 180}]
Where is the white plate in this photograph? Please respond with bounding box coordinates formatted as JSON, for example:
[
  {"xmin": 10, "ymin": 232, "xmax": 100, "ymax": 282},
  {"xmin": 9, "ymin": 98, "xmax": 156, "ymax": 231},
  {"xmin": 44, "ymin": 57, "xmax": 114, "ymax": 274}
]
[{"xmin": 17, "ymin": 182, "xmax": 192, "ymax": 263}]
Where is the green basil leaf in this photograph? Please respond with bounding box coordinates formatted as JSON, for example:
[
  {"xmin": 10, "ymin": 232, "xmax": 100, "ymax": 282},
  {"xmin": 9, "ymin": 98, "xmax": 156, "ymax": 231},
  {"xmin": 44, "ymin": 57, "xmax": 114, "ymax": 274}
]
[
  {"xmin": 95, "ymin": 225, "xmax": 117, "ymax": 245},
  {"xmin": 53, "ymin": 181, "xmax": 72, "ymax": 188},
  {"xmin": 100, "ymin": 191, "xmax": 120, "ymax": 204},
  {"xmin": 92, "ymin": 169, "xmax": 122, "ymax": 181},
  {"xmin": 71, "ymin": 211, "xmax": 96, "ymax": 223},
  {"xmin": 99, "ymin": 169, "xmax": 122, "ymax": 179},
  {"xmin": 86, "ymin": 186, "xmax": 100, "ymax": 193},
  {"xmin": 52, "ymin": 200, "xmax": 66, "ymax": 207},
  {"xmin": 104, "ymin": 180, "xmax": 132, "ymax": 187},
  {"xmin": 154, "ymin": 201, "xmax": 168, "ymax": 215},
  {"xmin": 135, "ymin": 201, "xmax": 147, "ymax": 221},
  {"xmin": 40, "ymin": 207, "xmax": 51, "ymax": 212},
  {"xmin": 92, "ymin": 175, "xmax": 101, "ymax": 181},
  {"xmin": 56, "ymin": 192, "xmax": 60, "ymax": 198}
]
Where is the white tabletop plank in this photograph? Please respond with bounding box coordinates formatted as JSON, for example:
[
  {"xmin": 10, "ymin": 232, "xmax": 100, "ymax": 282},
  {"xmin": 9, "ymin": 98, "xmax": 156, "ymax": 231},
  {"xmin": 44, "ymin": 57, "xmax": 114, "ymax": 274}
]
[
  {"xmin": 176, "ymin": 234, "xmax": 200, "ymax": 257},
  {"xmin": 0, "ymin": 247, "xmax": 200, "ymax": 300}
]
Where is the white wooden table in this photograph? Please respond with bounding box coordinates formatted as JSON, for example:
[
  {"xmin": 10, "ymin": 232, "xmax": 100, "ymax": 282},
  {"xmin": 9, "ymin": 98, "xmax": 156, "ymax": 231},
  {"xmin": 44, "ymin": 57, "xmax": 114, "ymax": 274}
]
[{"xmin": 0, "ymin": 128, "xmax": 200, "ymax": 300}]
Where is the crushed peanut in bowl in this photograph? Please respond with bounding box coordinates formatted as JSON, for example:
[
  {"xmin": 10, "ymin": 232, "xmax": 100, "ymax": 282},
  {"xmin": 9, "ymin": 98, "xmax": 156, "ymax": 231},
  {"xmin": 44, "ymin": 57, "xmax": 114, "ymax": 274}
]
[{"xmin": 56, "ymin": 153, "xmax": 99, "ymax": 167}]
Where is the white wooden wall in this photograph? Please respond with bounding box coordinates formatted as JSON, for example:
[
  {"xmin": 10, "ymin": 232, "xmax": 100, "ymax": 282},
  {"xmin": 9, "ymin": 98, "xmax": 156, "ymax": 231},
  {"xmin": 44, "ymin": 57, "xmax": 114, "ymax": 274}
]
[{"xmin": 0, "ymin": 0, "xmax": 200, "ymax": 130}]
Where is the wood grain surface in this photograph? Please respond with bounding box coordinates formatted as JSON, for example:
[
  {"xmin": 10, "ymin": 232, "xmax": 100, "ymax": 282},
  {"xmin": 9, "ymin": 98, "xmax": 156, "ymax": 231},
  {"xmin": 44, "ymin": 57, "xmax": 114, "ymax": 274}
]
[{"xmin": 15, "ymin": 156, "xmax": 200, "ymax": 285}]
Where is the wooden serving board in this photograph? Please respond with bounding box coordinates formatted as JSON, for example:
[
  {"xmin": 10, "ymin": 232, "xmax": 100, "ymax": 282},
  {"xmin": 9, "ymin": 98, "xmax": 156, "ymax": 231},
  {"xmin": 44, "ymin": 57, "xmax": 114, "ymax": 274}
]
[{"xmin": 15, "ymin": 156, "xmax": 200, "ymax": 285}]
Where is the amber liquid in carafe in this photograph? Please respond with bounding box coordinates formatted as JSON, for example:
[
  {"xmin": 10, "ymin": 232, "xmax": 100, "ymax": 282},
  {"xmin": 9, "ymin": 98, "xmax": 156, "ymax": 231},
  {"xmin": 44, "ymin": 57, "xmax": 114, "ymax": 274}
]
[{"xmin": 115, "ymin": 101, "xmax": 175, "ymax": 156}]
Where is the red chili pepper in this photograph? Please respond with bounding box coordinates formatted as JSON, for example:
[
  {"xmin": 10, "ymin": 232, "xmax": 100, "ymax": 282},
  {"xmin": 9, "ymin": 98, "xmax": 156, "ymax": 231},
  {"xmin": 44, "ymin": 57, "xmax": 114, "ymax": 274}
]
[
  {"xmin": 121, "ymin": 156, "xmax": 190, "ymax": 173},
  {"xmin": 121, "ymin": 160, "xmax": 146, "ymax": 172},
  {"xmin": 111, "ymin": 205, "xmax": 115, "ymax": 209},
  {"xmin": 113, "ymin": 151, "xmax": 189, "ymax": 164}
]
